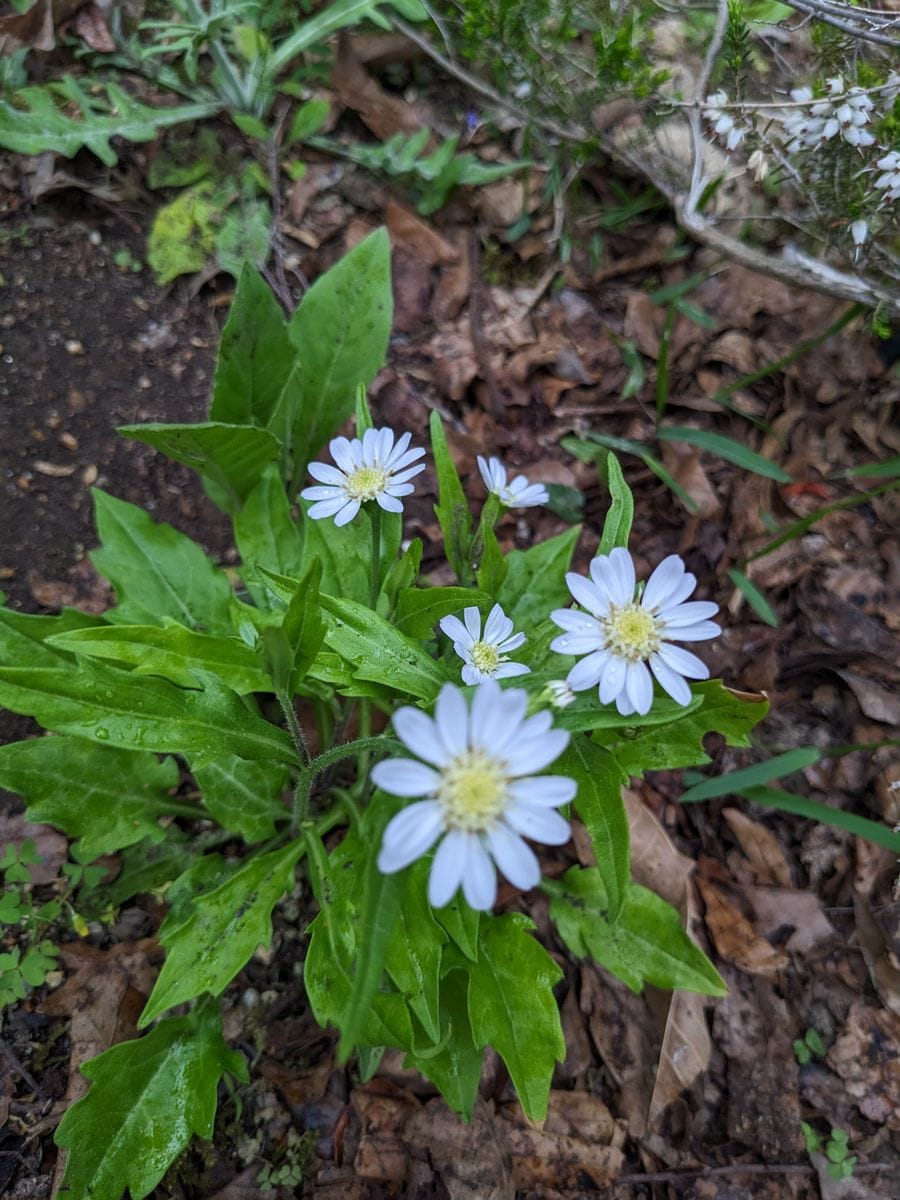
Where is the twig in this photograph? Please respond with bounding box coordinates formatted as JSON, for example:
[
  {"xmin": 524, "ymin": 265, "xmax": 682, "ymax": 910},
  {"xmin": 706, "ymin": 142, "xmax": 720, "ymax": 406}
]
[
  {"xmin": 781, "ymin": 0, "xmax": 900, "ymax": 49},
  {"xmin": 613, "ymin": 1161, "xmax": 891, "ymax": 1187},
  {"xmin": 0, "ymin": 1037, "xmax": 47, "ymax": 1101}
]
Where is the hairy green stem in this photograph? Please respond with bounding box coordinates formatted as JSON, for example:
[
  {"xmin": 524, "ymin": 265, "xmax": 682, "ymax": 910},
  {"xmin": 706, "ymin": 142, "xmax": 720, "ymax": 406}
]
[
  {"xmin": 369, "ymin": 503, "xmax": 383, "ymax": 610},
  {"xmin": 277, "ymin": 689, "xmax": 310, "ymax": 766}
]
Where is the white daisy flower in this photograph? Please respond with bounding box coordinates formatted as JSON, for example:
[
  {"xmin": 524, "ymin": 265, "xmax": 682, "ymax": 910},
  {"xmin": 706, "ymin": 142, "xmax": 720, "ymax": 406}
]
[
  {"xmin": 549, "ymin": 548, "xmax": 720, "ymax": 717},
  {"xmin": 439, "ymin": 603, "xmax": 529, "ymax": 685},
  {"xmin": 477, "ymin": 455, "xmax": 549, "ymax": 509},
  {"xmin": 300, "ymin": 427, "xmax": 426, "ymax": 527},
  {"xmin": 374, "ymin": 681, "xmax": 575, "ymax": 910}
]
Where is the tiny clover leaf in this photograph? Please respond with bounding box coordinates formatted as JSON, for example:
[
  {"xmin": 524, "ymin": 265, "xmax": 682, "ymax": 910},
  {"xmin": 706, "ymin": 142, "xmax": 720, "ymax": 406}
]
[{"xmin": 55, "ymin": 998, "xmax": 246, "ymax": 1200}]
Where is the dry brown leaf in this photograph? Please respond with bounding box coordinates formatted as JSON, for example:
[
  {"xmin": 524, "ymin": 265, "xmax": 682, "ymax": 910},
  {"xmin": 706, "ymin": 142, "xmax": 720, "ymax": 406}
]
[
  {"xmin": 837, "ymin": 670, "xmax": 900, "ymax": 726},
  {"xmin": 384, "ymin": 199, "xmax": 458, "ymax": 267},
  {"xmin": 853, "ymin": 891, "xmax": 900, "ymax": 1017},
  {"xmin": 827, "ymin": 1002, "xmax": 900, "ymax": 1130},
  {"xmin": 722, "ymin": 807, "xmax": 792, "ymax": 888},
  {"xmin": 402, "ymin": 1099, "xmax": 512, "ymax": 1200},
  {"xmin": 27, "ymin": 572, "xmax": 78, "ymax": 609},
  {"xmin": 744, "ymin": 884, "xmax": 836, "ymax": 954},
  {"xmin": 696, "ymin": 876, "xmax": 788, "ymax": 977},
  {"xmin": 0, "ymin": 0, "xmax": 84, "ymax": 53},
  {"xmin": 432, "ymin": 227, "xmax": 472, "ymax": 323},
  {"xmin": 660, "ymin": 441, "xmax": 722, "ymax": 519},
  {"xmin": 332, "ymin": 32, "xmax": 423, "ymax": 141},
  {"xmin": 476, "ymin": 178, "xmax": 525, "ymax": 228},
  {"xmin": 498, "ymin": 1095, "xmax": 625, "ymax": 1190},
  {"xmin": 73, "ymin": 2, "xmax": 114, "ymax": 51}
]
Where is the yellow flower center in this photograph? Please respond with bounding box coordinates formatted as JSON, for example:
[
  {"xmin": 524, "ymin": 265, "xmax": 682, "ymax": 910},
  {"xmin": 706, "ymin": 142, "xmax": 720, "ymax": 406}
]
[
  {"xmin": 346, "ymin": 465, "xmax": 388, "ymax": 501},
  {"xmin": 438, "ymin": 750, "xmax": 508, "ymax": 832},
  {"xmin": 602, "ymin": 603, "xmax": 660, "ymax": 663},
  {"xmin": 470, "ymin": 640, "xmax": 500, "ymax": 674}
]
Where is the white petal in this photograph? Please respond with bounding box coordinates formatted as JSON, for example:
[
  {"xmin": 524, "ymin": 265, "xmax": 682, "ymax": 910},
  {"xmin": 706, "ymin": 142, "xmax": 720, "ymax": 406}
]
[
  {"xmin": 371, "ymin": 758, "xmax": 441, "ymax": 797},
  {"xmin": 565, "ymin": 572, "xmax": 608, "ymax": 618},
  {"xmin": 486, "ymin": 825, "xmax": 540, "ymax": 890},
  {"xmin": 376, "ymin": 493, "xmax": 404, "ymax": 514},
  {"xmin": 384, "ymin": 430, "xmax": 411, "ymax": 465},
  {"xmin": 439, "ymin": 615, "xmax": 472, "ymax": 646},
  {"xmin": 392, "ymin": 707, "xmax": 450, "ymax": 766},
  {"xmin": 659, "ymin": 600, "xmax": 719, "ymax": 627},
  {"xmin": 666, "ymin": 621, "xmax": 720, "ymax": 642},
  {"xmin": 384, "ymin": 482, "xmax": 416, "ymax": 497},
  {"xmin": 504, "ymin": 803, "xmax": 571, "ymax": 845},
  {"xmin": 300, "ymin": 485, "xmax": 343, "ymax": 501},
  {"xmin": 484, "ymin": 604, "xmax": 512, "ymax": 643},
  {"xmin": 503, "ymin": 728, "xmax": 569, "ymax": 776},
  {"xmin": 657, "ymin": 643, "xmax": 710, "ymax": 679},
  {"xmin": 377, "ymin": 800, "xmax": 444, "ymax": 872},
  {"xmin": 389, "ymin": 462, "xmax": 426, "ymax": 484},
  {"xmin": 608, "ymin": 547, "xmax": 636, "ymax": 605},
  {"xmin": 428, "ymin": 831, "xmax": 468, "ymax": 907},
  {"xmin": 361, "ymin": 427, "xmax": 380, "ymax": 463},
  {"xmin": 460, "ymin": 835, "xmax": 497, "ymax": 910},
  {"xmin": 509, "ymin": 775, "xmax": 577, "ymax": 808},
  {"xmin": 498, "ymin": 632, "xmax": 526, "ymax": 654},
  {"xmin": 474, "ymin": 687, "xmax": 529, "ymax": 757},
  {"xmin": 461, "ymin": 663, "xmax": 484, "ymax": 685},
  {"xmin": 599, "ymin": 655, "xmax": 627, "ymax": 705},
  {"xmin": 434, "ymin": 685, "xmax": 469, "ymax": 758},
  {"xmin": 307, "ymin": 461, "xmax": 347, "ymax": 485},
  {"xmin": 329, "ymin": 436, "xmax": 358, "ymax": 474},
  {"xmin": 555, "ymin": 630, "xmax": 606, "ymax": 657},
  {"xmin": 567, "ymin": 650, "xmax": 609, "ymax": 690},
  {"xmin": 389, "ymin": 444, "xmax": 426, "ymax": 473},
  {"xmin": 494, "ymin": 661, "xmax": 530, "ymax": 678},
  {"xmin": 550, "ymin": 609, "xmax": 602, "ymax": 634},
  {"xmin": 641, "ymin": 554, "xmax": 686, "ymax": 612},
  {"xmin": 307, "ymin": 496, "xmax": 350, "ymax": 522},
  {"xmin": 463, "ymin": 607, "xmax": 483, "ymax": 640},
  {"xmin": 511, "ymin": 485, "xmax": 548, "ymax": 508},
  {"xmin": 332, "ymin": 498, "xmax": 362, "ymax": 527},
  {"xmin": 615, "ymin": 690, "xmax": 637, "ymax": 716},
  {"xmin": 625, "ymin": 661, "xmax": 653, "ymax": 715},
  {"xmin": 588, "ymin": 556, "xmax": 621, "ymax": 608},
  {"xmin": 648, "ymin": 654, "xmax": 692, "ymax": 705}
]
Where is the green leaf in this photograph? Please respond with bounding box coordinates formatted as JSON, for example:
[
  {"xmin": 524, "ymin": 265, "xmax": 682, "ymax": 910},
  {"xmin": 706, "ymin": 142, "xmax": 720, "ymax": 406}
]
[
  {"xmin": 0, "ymin": 736, "xmax": 177, "ymax": 858},
  {"xmin": 90, "ymin": 490, "xmax": 233, "ymax": 632},
  {"xmin": 55, "ymin": 998, "xmax": 246, "ymax": 1200},
  {"xmin": 0, "ymin": 606, "xmax": 104, "ymax": 668},
  {"xmin": 434, "ymin": 895, "xmax": 479, "ymax": 962},
  {"xmin": 296, "ymin": 496, "xmax": 400, "ymax": 607},
  {"xmin": 498, "ymin": 526, "xmax": 580, "ymax": 631},
  {"xmin": 430, "ymin": 411, "xmax": 473, "ymax": 584},
  {"xmin": 193, "ymin": 755, "xmax": 288, "ymax": 842},
  {"xmin": 0, "ymin": 660, "xmax": 295, "ymax": 767},
  {"xmin": 304, "ymin": 826, "xmax": 414, "ymax": 1050},
  {"xmin": 215, "ymin": 200, "xmax": 273, "ymax": 281},
  {"xmin": 320, "ymin": 594, "xmax": 451, "ymax": 701},
  {"xmin": 337, "ymin": 803, "xmax": 405, "ymax": 1061},
  {"xmin": 382, "ymin": 539, "xmax": 423, "ymax": 616},
  {"xmin": 597, "ymin": 452, "xmax": 634, "ymax": 556},
  {"xmin": 0, "ymin": 77, "xmax": 221, "ymax": 167},
  {"xmin": 280, "ymin": 560, "xmax": 327, "ymax": 694},
  {"xmin": 384, "ymin": 859, "xmax": 445, "ymax": 1044},
  {"xmin": 102, "ymin": 836, "xmax": 195, "ymax": 909},
  {"xmin": 140, "ymin": 840, "xmax": 304, "ymax": 1027},
  {"xmin": 738, "ymin": 786, "xmax": 900, "ymax": 853},
  {"xmin": 467, "ymin": 913, "xmax": 564, "ymax": 1121},
  {"xmin": 234, "ymin": 465, "xmax": 305, "ymax": 607},
  {"xmin": 559, "ymin": 737, "xmax": 630, "ymax": 922},
  {"xmin": 269, "ymin": 0, "xmax": 428, "ymax": 73},
  {"xmin": 550, "ymin": 869, "xmax": 726, "ymax": 996},
  {"xmin": 280, "ymin": 229, "xmax": 391, "ymax": 472},
  {"xmin": 118, "ymin": 423, "xmax": 281, "ymax": 514},
  {"xmin": 474, "ymin": 519, "xmax": 508, "ymax": 598},
  {"xmin": 395, "ymin": 586, "xmax": 490, "ymax": 640},
  {"xmin": 551, "ymin": 690, "xmax": 703, "ymax": 734},
  {"xmin": 657, "ymin": 426, "xmax": 792, "ymax": 483},
  {"xmin": 727, "ymin": 567, "xmax": 778, "ymax": 627},
  {"xmin": 287, "ymin": 98, "xmax": 331, "ymax": 145},
  {"xmin": 605, "ymin": 680, "xmax": 768, "ymax": 775},
  {"xmin": 48, "ymin": 623, "xmax": 271, "ymax": 694},
  {"xmin": 403, "ymin": 969, "xmax": 482, "ymax": 1119},
  {"xmin": 210, "ymin": 263, "xmax": 295, "ymax": 427},
  {"xmin": 680, "ymin": 746, "xmax": 822, "ymax": 803}
]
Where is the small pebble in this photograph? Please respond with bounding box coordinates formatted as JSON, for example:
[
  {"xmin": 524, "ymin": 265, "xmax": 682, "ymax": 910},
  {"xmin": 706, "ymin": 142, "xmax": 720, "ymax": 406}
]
[
  {"xmin": 81, "ymin": 465, "xmax": 98, "ymax": 486},
  {"xmin": 88, "ymin": 230, "xmax": 102, "ymax": 246},
  {"xmin": 137, "ymin": 375, "xmax": 152, "ymax": 390},
  {"xmin": 60, "ymin": 432, "xmax": 78, "ymax": 451},
  {"xmin": 65, "ymin": 339, "xmax": 84, "ymax": 356}
]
